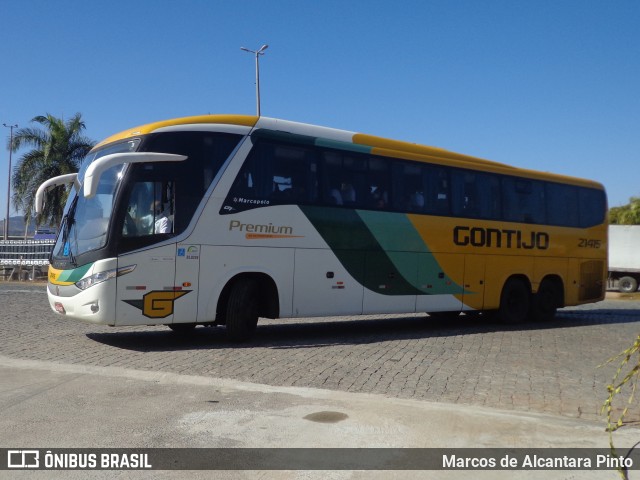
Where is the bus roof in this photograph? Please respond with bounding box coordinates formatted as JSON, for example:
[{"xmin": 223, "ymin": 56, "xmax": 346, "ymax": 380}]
[
  {"xmin": 93, "ymin": 114, "xmax": 259, "ymax": 149},
  {"xmin": 92, "ymin": 114, "xmax": 604, "ymax": 190}
]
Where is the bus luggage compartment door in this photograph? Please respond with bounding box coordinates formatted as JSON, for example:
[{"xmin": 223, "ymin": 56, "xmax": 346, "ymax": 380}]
[
  {"xmin": 293, "ymin": 248, "xmax": 364, "ymax": 317},
  {"xmin": 461, "ymin": 255, "xmax": 486, "ymax": 311}
]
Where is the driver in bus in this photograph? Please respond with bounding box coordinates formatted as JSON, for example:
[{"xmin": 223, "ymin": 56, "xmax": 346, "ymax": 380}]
[
  {"xmin": 137, "ymin": 200, "xmax": 172, "ymax": 234},
  {"xmin": 152, "ymin": 200, "xmax": 172, "ymax": 234}
]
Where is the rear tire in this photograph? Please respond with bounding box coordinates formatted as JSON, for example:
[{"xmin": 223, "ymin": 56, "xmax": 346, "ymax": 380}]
[
  {"xmin": 531, "ymin": 278, "xmax": 561, "ymax": 322},
  {"xmin": 225, "ymin": 280, "xmax": 260, "ymax": 342},
  {"xmin": 619, "ymin": 276, "xmax": 639, "ymax": 294},
  {"xmin": 498, "ymin": 277, "xmax": 531, "ymax": 324}
]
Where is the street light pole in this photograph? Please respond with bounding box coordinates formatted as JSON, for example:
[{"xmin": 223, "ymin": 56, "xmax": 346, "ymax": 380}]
[
  {"xmin": 240, "ymin": 44, "xmax": 269, "ymax": 116},
  {"xmin": 3, "ymin": 123, "xmax": 17, "ymax": 241}
]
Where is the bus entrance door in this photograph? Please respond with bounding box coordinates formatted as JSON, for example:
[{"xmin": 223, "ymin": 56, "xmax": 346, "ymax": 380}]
[{"xmin": 115, "ymin": 244, "xmax": 178, "ymax": 325}]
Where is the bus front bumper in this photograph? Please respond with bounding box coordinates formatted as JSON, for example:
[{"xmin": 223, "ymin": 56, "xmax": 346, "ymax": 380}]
[{"xmin": 47, "ymin": 279, "xmax": 117, "ymax": 325}]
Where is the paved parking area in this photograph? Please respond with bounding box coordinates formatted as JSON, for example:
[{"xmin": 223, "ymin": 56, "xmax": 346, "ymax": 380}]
[{"xmin": 1, "ymin": 283, "xmax": 639, "ymax": 422}]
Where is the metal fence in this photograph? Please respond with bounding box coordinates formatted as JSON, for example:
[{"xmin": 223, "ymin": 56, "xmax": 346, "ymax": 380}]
[{"xmin": 0, "ymin": 239, "xmax": 55, "ymax": 280}]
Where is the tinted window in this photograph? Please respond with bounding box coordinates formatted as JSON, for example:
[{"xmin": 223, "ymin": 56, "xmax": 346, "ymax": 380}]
[
  {"xmin": 222, "ymin": 135, "xmax": 606, "ymax": 229},
  {"xmin": 452, "ymin": 170, "xmax": 501, "ymax": 220},
  {"xmin": 502, "ymin": 177, "xmax": 546, "ymax": 224},
  {"xmin": 392, "ymin": 162, "xmax": 423, "ymax": 212},
  {"xmin": 117, "ymin": 131, "xmax": 241, "ymax": 251},
  {"xmin": 323, "ymin": 152, "xmax": 367, "ymax": 208},
  {"xmin": 391, "ymin": 162, "xmax": 451, "ymax": 215},
  {"xmin": 579, "ymin": 188, "xmax": 607, "ymax": 227},
  {"xmin": 321, "ymin": 152, "xmax": 390, "ymax": 210},
  {"xmin": 225, "ymin": 141, "xmax": 318, "ymax": 213},
  {"xmin": 546, "ymin": 183, "xmax": 579, "ymax": 227}
]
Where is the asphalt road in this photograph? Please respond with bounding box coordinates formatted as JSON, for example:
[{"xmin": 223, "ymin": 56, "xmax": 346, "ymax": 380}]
[{"xmin": 1, "ymin": 282, "xmax": 639, "ymax": 423}]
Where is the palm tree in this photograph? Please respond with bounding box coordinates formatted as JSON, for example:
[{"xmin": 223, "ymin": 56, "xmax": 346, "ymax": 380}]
[{"xmin": 9, "ymin": 113, "xmax": 96, "ymax": 229}]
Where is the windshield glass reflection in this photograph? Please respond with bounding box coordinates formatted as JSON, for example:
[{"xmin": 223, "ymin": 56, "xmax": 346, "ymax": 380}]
[{"xmin": 52, "ymin": 140, "xmax": 139, "ymax": 263}]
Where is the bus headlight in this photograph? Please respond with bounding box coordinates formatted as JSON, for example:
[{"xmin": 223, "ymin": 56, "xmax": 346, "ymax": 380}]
[{"xmin": 75, "ymin": 265, "xmax": 136, "ymax": 290}]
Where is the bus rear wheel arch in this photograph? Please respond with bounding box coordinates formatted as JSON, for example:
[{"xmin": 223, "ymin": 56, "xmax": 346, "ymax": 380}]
[{"xmin": 218, "ymin": 273, "xmax": 279, "ymax": 342}]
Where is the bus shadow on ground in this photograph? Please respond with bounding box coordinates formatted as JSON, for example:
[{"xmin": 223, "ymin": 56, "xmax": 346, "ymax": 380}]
[{"xmin": 86, "ymin": 307, "xmax": 640, "ymax": 353}]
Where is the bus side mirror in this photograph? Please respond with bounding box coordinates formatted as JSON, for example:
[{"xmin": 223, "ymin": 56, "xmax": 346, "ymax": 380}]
[
  {"xmin": 83, "ymin": 152, "xmax": 187, "ymax": 199},
  {"xmin": 35, "ymin": 173, "xmax": 80, "ymax": 214}
]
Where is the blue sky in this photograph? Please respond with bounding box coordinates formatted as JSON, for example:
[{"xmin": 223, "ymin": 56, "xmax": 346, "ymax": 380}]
[{"xmin": 1, "ymin": 0, "xmax": 639, "ymax": 218}]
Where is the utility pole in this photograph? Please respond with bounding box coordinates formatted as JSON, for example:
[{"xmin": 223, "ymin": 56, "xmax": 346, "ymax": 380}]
[
  {"xmin": 240, "ymin": 44, "xmax": 269, "ymax": 116},
  {"xmin": 3, "ymin": 123, "xmax": 17, "ymax": 240}
]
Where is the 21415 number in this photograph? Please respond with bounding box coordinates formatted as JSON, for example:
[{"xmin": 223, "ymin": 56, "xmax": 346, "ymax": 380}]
[{"xmin": 578, "ymin": 238, "xmax": 602, "ymax": 248}]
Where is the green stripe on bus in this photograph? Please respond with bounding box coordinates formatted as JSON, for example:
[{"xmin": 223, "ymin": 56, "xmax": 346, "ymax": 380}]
[
  {"xmin": 314, "ymin": 138, "xmax": 372, "ymax": 154},
  {"xmin": 300, "ymin": 206, "xmax": 465, "ymax": 296},
  {"xmin": 57, "ymin": 262, "xmax": 93, "ymax": 283},
  {"xmin": 356, "ymin": 210, "xmax": 466, "ymax": 295},
  {"xmin": 299, "ymin": 206, "xmax": 422, "ymax": 295}
]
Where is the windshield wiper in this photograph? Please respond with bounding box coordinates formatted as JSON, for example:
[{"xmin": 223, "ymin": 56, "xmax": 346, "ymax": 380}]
[{"xmin": 59, "ymin": 196, "xmax": 79, "ymax": 267}]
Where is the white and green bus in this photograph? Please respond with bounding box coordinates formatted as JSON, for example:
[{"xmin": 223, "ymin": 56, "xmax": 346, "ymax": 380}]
[{"xmin": 40, "ymin": 115, "xmax": 607, "ymax": 341}]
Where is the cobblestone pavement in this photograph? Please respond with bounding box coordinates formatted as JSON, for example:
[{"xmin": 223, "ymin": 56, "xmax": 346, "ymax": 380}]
[{"xmin": 2, "ymin": 282, "xmax": 640, "ymax": 423}]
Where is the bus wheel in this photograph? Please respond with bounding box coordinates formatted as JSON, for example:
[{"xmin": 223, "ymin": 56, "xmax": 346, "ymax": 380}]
[
  {"xmin": 619, "ymin": 276, "xmax": 638, "ymax": 293},
  {"xmin": 225, "ymin": 280, "xmax": 259, "ymax": 342},
  {"xmin": 498, "ymin": 277, "xmax": 530, "ymax": 324},
  {"xmin": 531, "ymin": 279, "xmax": 560, "ymax": 322}
]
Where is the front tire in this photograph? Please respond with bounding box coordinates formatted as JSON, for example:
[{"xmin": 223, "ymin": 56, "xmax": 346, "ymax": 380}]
[
  {"xmin": 498, "ymin": 277, "xmax": 531, "ymax": 324},
  {"xmin": 225, "ymin": 280, "xmax": 260, "ymax": 342}
]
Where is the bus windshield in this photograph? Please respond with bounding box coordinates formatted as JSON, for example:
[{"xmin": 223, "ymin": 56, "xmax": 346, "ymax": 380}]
[{"xmin": 52, "ymin": 139, "xmax": 140, "ymax": 263}]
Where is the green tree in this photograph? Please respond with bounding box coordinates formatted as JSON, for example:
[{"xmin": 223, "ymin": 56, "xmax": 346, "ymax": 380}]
[
  {"xmin": 9, "ymin": 113, "xmax": 95, "ymax": 228},
  {"xmin": 609, "ymin": 197, "xmax": 640, "ymax": 225}
]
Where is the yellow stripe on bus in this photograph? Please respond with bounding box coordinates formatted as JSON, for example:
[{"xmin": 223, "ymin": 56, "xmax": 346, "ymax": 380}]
[
  {"xmin": 93, "ymin": 114, "xmax": 259, "ymax": 149},
  {"xmin": 48, "ymin": 266, "xmax": 76, "ymax": 286}
]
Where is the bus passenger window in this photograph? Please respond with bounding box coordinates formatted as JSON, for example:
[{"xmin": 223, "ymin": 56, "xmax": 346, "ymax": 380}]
[
  {"xmin": 269, "ymin": 145, "xmax": 317, "ymax": 204},
  {"xmin": 452, "ymin": 171, "xmax": 480, "ymax": 218},
  {"xmin": 546, "ymin": 183, "xmax": 579, "ymax": 227},
  {"xmin": 392, "ymin": 162, "xmax": 424, "ymax": 212},
  {"xmin": 368, "ymin": 157, "xmax": 389, "ymax": 209},
  {"xmin": 578, "ymin": 188, "xmax": 606, "ymax": 227},
  {"xmin": 423, "ymin": 166, "xmax": 450, "ymax": 215},
  {"xmin": 341, "ymin": 181, "xmax": 356, "ymax": 204},
  {"xmin": 503, "ymin": 178, "xmax": 545, "ymax": 224},
  {"xmin": 322, "ymin": 152, "xmax": 343, "ymax": 205},
  {"xmin": 451, "ymin": 171, "xmax": 501, "ymax": 220},
  {"xmin": 223, "ymin": 141, "xmax": 317, "ymax": 213},
  {"xmin": 321, "ymin": 152, "xmax": 372, "ymax": 209}
]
